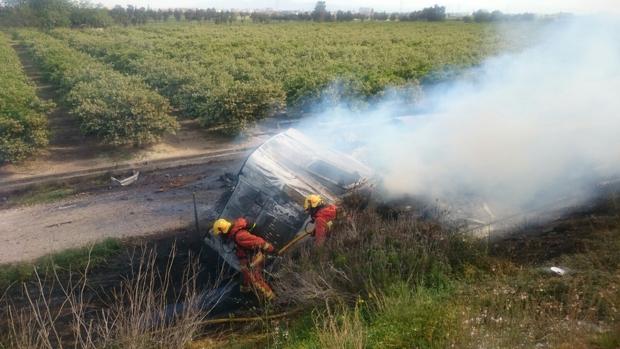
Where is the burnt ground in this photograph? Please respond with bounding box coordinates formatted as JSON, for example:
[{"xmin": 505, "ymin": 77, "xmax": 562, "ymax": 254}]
[
  {"xmin": 0, "ymin": 156, "xmax": 244, "ymax": 264},
  {"xmin": 1, "ymin": 186, "xmax": 618, "ymax": 346},
  {"xmin": 0, "ymin": 228, "xmax": 250, "ymax": 342},
  {"xmin": 491, "ymin": 191, "xmax": 620, "ymax": 265}
]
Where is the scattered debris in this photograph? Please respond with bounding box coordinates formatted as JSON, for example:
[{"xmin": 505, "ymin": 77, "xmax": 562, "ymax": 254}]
[
  {"xmin": 156, "ymin": 175, "xmax": 196, "ymax": 193},
  {"xmin": 483, "ymin": 202, "xmax": 495, "ymax": 219},
  {"xmin": 45, "ymin": 221, "xmax": 73, "ymax": 228},
  {"xmin": 219, "ymin": 173, "xmax": 235, "ymax": 185},
  {"xmin": 549, "ymin": 266, "xmax": 567, "ymax": 276},
  {"xmin": 111, "ymin": 171, "xmax": 140, "ymax": 187}
]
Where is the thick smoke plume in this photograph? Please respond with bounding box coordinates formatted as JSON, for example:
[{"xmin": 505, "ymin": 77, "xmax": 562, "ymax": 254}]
[{"xmin": 299, "ymin": 17, "xmax": 620, "ymax": 219}]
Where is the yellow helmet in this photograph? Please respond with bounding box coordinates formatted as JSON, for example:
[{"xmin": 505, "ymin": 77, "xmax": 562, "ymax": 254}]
[
  {"xmin": 304, "ymin": 194, "xmax": 323, "ymax": 210},
  {"xmin": 212, "ymin": 218, "xmax": 232, "ymax": 235}
]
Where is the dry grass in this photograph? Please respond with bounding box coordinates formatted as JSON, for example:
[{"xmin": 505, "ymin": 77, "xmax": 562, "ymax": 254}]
[
  {"xmin": 0, "ymin": 243, "xmax": 222, "ymax": 349},
  {"xmin": 263, "ymin": 197, "xmax": 620, "ymax": 349},
  {"xmin": 315, "ymin": 302, "xmax": 365, "ymax": 349},
  {"xmin": 272, "ymin": 206, "xmax": 473, "ymax": 306},
  {"xmin": 4, "ymin": 198, "xmax": 617, "ymax": 348}
]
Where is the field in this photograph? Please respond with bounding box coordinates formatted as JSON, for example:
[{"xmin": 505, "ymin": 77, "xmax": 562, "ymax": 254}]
[
  {"xmin": 1, "ymin": 21, "xmax": 531, "ymax": 163},
  {"xmin": 49, "ymin": 22, "xmax": 517, "ymax": 128},
  {"xmin": 0, "ymin": 32, "xmax": 49, "ymax": 163}
]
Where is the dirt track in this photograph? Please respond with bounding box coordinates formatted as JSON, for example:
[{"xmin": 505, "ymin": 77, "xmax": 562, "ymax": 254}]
[{"xmin": 0, "ymin": 157, "xmax": 244, "ymax": 264}]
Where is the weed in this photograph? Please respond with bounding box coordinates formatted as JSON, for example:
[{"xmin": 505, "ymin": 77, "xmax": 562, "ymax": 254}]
[
  {"xmin": 268, "ymin": 199, "xmax": 620, "ymax": 349},
  {"xmin": 366, "ymin": 283, "xmax": 459, "ymax": 349},
  {"xmin": 0, "ymin": 238, "xmax": 121, "ymax": 290},
  {"xmin": 1, "ymin": 243, "xmax": 217, "ymax": 349},
  {"xmin": 315, "ymin": 302, "xmax": 365, "ymax": 349},
  {"xmin": 8, "ymin": 186, "xmax": 75, "ymax": 206},
  {"xmin": 593, "ymin": 326, "xmax": 620, "ymax": 349}
]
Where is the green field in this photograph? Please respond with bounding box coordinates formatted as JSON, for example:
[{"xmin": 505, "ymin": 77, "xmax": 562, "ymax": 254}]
[
  {"xmin": 15, "ymin": 29, "xmax": 178, "ymax": 146},
  {"xmin": 2, "ymin": 21, "xmax": 533, "ymax": 161},
  {"xmin": 50, "ymin": 22, "xmax": 518, "ymax": 130},
  {"xmin": 0, "ymin": 32, "xmax": 49, "ymax": 163}
]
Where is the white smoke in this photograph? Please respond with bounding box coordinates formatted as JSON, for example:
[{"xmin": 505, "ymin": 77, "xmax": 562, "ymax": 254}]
[{"xmin": 299, "ymin": 17, "xmax": 620, "ymax": 219}]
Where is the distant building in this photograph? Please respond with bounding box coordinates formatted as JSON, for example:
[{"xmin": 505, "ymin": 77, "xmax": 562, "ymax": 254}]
[
  {"xmin": 447, "ymin": 12, "xmax": 470, "ymax": 20},
  {"xmin": 359, "ymin": 7, "xmax": 374, "ymax": 17}
]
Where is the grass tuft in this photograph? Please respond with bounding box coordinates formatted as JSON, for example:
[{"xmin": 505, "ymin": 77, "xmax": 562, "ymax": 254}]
[
  {"xmin": 0, "ymin": 238, "xmax": 122, "ymax": 290},
  {"xmin": 7, "ymin": 186, "xmax": 75, "ymax": 206}
]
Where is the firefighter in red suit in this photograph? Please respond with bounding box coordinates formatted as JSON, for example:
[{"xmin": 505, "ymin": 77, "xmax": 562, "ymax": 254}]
[
  {"xmin": 304, "ymin": 194, "xmax": 337, "ymax": 246},
  {"xmin": 212, "ymin": 217, "xmax": 276, "ymax": 301}
]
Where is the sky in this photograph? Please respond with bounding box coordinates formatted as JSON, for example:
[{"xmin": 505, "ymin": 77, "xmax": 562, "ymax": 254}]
[{"xmin": 94, "ymin": 0, "xmax": 620, "ymax": 14}]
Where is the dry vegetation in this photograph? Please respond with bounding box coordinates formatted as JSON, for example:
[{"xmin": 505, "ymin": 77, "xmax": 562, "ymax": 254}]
[
  {"xmin": 0, "ymin": 244, "xmax": 218, "ymax": 349},
  {"xmin": 2, "ymin": 194, "xmax": 619, "ymax": 348},
  {"xmin": 229, "ymin": 195, "xmax": 620, "ymax": 348}
]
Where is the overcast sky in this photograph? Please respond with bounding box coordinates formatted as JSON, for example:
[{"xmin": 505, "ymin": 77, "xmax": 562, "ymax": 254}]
[{"xmin": 93, "ymin": 0, "xmax": 620, "ymax": 14}]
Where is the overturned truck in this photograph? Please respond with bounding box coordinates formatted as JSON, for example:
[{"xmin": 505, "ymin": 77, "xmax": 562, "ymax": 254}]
[{"xmin": 204, "ymin": 129, "xmax": 374, "ymax": 270}]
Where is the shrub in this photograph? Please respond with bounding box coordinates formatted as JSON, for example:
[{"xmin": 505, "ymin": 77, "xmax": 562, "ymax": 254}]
[
  {"xmin": 366, "ymin": 283, "xmax": 459, "ymax": 348},
  {"xmin": 1, "ymin": 244, "xmax": 209, "ymax": 349},
  {"xmin": 201, "ymin": 79, "xmax": 286, "ymax": 132},
  {"xmin": 15, "ymin": 30, "xmax": 178, "ymax": 146},
  {"xmin": 273, "ymin": 207, "xmax": 479, "ymax": 306},
  {"xmin": 49, "ymin": 22, "xmax": 519, "ymax": 132},
  {"xmin": 0, "ymin": 32, "xmax": 49, "ymax": 163}
]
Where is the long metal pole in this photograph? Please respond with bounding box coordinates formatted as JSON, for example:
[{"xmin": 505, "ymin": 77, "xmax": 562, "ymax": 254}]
[
  {"xmin": 277, "ymin": 231, "xmax": 311, "ymax": 256},
  {"xmin": 192, "ymin": 192, "xmax": 200, "ymax": 234}
]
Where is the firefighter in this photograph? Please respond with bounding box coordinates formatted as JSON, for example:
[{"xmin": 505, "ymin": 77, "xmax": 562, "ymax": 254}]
[
  {"xmin": 212, "ymin": 217, "xmax": 276, "ymax": 301},
  {"xmin": 304, "ymin": 194, "xmax": 337, "ymax": 246}
]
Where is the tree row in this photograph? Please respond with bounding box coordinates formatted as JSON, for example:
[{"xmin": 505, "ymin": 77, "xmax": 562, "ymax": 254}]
[
  {"xmin": 0, "ymin": 32, "xmax": 49, "ymax": 163},
  {"xmin": 15, "ymin": 30, "xmax": 178, "ymax": 146}
]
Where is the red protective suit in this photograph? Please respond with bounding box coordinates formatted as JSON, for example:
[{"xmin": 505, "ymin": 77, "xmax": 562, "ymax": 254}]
[
  {"xmin": 228, "ymin": 218, "xmax": 275, "ymax": 300},
  {"xmin": 310, "ymin": 204, "xmax": 337, "ymax": 246}
]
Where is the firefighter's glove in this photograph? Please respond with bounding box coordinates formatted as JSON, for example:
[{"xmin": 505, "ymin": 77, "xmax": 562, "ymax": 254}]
[
  {"xmin": 249, "ymin": 252, "xmax": 265, "ymax": 269},
  {"xmin": 262, "ymin": 242, "xmax": 275, "ymax": 254}
]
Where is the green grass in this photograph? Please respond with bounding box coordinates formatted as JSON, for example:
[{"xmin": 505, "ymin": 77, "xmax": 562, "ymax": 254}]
[
  {"xmin": 7, "ymin": 185, "xmax": 75, "ymax": 206},
  {"xmin": 5, "ymin": 174, "xmax": 112, "ymax": 207},
  {"xmin": 366, "ymin": 283, "xmax": 458, "ymax": 349},
  {"xmin": 236, "ymin": 201, "xmax": 620, "ymax": 349},
  {"xmin": 0, "ymin": 238, "xmax": 122, "ymax": 290},
  {"xmin": 0, "ymin": 32, "xmax": 49, "ymax": 163},
  {"xmin": 593, "ymin": 327, "xmax": 620, "ymax": 349}
]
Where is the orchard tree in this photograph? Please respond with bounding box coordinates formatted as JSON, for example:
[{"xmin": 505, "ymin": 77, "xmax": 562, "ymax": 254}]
[
  {"xmin": 30, "ymin": 0, "xmax": 72, "ymax": 28},
  {"xmin": 312, "ymin": 1, "xmax": 328, "ymax": 21}
]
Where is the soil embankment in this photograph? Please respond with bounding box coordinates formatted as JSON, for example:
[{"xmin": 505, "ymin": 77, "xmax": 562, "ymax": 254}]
[{"xmin": 0, "ymin": 158, "xmax": 242, "ymax": 264}]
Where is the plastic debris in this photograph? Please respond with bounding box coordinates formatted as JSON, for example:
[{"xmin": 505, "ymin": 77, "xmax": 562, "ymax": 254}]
[
  {"xmin": 550, "ymin": 266, "xmax": 566, "ymax": 276},
  {"xmin": 111, "ymin": 171, "xmax": 140, "ymax": 187}
]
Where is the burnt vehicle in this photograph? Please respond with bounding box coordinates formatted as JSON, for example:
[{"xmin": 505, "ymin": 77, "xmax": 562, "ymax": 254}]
[{"xmin": 204, "ymin": 129, "xmax": 374, "ymax": 270}]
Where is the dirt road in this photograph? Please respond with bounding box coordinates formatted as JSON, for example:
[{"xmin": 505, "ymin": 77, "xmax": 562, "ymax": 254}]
[{"xmin": 0, "ymin": 157, "xmax": 244, "ymax": 264}]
